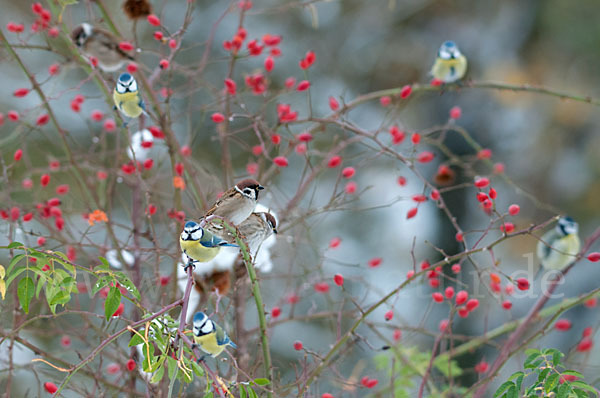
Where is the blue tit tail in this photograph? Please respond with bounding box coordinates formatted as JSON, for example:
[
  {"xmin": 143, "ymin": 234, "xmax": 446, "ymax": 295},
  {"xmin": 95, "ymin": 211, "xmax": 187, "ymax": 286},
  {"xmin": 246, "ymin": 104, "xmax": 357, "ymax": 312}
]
[{"xmin": 228, "ymin": 340, "xmax": 237, "ymax": 349}]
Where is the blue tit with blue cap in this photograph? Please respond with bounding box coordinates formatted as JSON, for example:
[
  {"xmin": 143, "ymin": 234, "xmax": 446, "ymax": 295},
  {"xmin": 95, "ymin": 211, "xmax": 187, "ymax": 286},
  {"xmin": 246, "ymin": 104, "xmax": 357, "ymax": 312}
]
[
  {"xmin": 180, "ymin": 220, "xmax": 238, "ymax": 270},
  {"xmin": 192, "ymin": 311, "xmax": 237, "ymax": 361},
  {"xmin": 537, "ymin": 216, "xmax": 581, "ymax": 271},
  {"xmin": 430, "ymin": 41, "xmax": 467, "ymax": 83},
  {"xmin": 113, "ymin": 72, "xmax": 147, "ymax": 120}
]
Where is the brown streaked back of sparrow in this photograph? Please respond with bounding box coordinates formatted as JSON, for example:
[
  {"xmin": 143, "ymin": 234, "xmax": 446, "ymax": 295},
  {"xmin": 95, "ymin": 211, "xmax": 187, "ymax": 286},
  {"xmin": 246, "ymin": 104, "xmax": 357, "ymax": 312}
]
[
  {"xmin": 203, "ymin": 179, "xmax": 264, "ymax": 226},
  {"xmin": 71, "ymin": 23, "xmax": 134, "ymax": 72}
]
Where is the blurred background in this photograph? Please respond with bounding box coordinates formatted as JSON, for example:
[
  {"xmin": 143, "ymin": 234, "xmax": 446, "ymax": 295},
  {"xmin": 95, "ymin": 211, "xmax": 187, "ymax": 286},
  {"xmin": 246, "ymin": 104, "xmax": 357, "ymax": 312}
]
[{"xmin": 1, "ymin": 0, "xmax": 599, "ymax": 396}]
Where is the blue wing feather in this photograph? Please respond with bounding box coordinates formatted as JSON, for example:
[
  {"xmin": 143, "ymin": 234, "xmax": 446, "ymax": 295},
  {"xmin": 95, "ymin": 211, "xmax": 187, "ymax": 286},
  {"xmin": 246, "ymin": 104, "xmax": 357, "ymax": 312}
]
[{"xmin": 200, "ymin": 234, "xmax": 239, "ymax": 248}]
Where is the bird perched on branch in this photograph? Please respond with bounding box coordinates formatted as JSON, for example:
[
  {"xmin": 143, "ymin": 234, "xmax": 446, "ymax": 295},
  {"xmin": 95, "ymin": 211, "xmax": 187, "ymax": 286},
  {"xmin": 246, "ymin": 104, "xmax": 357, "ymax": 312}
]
[
  {"xmin": 203, "ymin": 179, "xmax": 264, "ymax": 226},
  {"xmin": 192, "ymin": 311, "xmax": 237, "ymax": 360},
  {"xmin": 113, "ymin": 73, "xmax": 147, "ymax": 120},
  {"xmin": 237, "ymin": 212, "xmax": 278, "ymax": 255},
  {"xmin": 537, "ymin": 216, "xmax": 581, "ymax": 271},
  {"xmin": 430, "ymin": 41, "xmax": 467, "ymax": 83},
  {"xmin": 71, "ymin": 23, "xmax": 133, "ymax": 72},
  {"xmin": 180, "ymin": 221, "xmax": 238, "ymax": 270}
]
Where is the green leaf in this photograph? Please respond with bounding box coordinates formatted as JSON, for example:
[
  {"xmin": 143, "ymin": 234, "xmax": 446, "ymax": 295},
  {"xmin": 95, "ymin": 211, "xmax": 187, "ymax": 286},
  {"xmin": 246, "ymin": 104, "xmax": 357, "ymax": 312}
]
[
  {"xmin": 558, "ymin": 383, "xmax": 571, "ymax": 398},
  {"xmin": 563, "ymin": 370, "xmax": 584, "ymax": 378},
  {"xmin": 551, "ymin": 350, "xmax": 563, "ymax": 366},
  {"xmin": 97, "ymin": 257, "xmax": 110, "ymax": 270},
  {"xmin": 515, "ymin": 373, "xmax": 524, "ymax": 391},
  {"xmin": 49, "ymin": 290, "xmax": 71, "ymax": 306},
  {"xmin": 150, "ymin": 363, "xmax": 165, "ymax": 384},
  {"xmin": 571, "ymin": 381, "xmax": 597, "ymax": 396},
  {"xmin": 538, "ymin": 368, "xmax": 551, "ymax": 383},
  {"xmin": 253, "ymin": 378, "xmax": 270, "ymax": 386},
  {"xmin": 7, "ymin": 241, "xmax": 24, "ymax": 249},
  {"xmin": 524, "ymin": 352, "xmax": 542, "ymax": 368},
  {"xmin": 508, "ymin": 371, "xmax": 524, "ymax": 381},
  {"xmin": 524, "ymin": 348, "xmax": 541, "ymax": 356},
  {"xmin": 92, "ymin": 276, "xmax": 110, "ymax": 296},
  {"xmin": 506, "ymin": 384, "xmax": 518, "ymax": 398},
  {"xmin": 247, "ymin": 387, "xmax": 258, "ymax": 398},
  {"xmin": 167, "ymin": 356, "xmax": 177, "ymax": 380},
  {"xmin": 240, "ymin": 385, "xmax": 247, "ymax": 398},
  {"xmin": 5, "ymin": 267, "xmax": 27, "ymax": 289},
  {"xmin": 545, "ymin": 373, "xmax": 559, "ymax": 393},
  {"xmin": 128, "ymin": 332, "xmax": 144, "ymax": 347},
  {"xmin": 58, "ymin": 0, "xmax": 78, "ymax": 7},
  {"xmin": 191, "ymin": 361, "xmax": 204, "ymax": 377},
  {"xmin": 104, "ymin": 286, "xmax": 121, "ymax": 321},
  {"xmin": 6, "ymin": 254, "xmax": 26, "ymax": 279},
  {"xmin": 573, "ymin": 389, "xmax": 588, "ymax": 398},
  {"xmin": 494, "ymin": 381, "xmax": 515, "ymax": 397},
  {"xmin": 115, "ymin": 272, "xmax": 140, "ymax": 300},
  {"xmin": 17, "ymin": 276, "xmax": 35, "ymax": 313}
]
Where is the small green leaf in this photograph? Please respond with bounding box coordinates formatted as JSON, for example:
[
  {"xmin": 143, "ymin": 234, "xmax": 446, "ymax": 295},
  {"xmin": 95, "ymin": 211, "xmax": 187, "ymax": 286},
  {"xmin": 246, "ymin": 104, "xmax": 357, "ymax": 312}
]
[
  {"xmin": 7, "ymin": 241, "xmax": 24, "ymax": 249},
  {"xmin": 515, "ymin": 373, "xmax": 524, "ymax": 391},
  {"xmin": 571, "ymin": 381, "xmax": 598, "ymax": 396},
  {"xmin": 5, "ymin": 266, "xmax": 26, "ymax": 288},
  {"xmin": 167, "ymin": 356, "xmax": 177, "ymax": 380},
  {"xmin": 506, "ymin": 384, "xmax": 518, "ymax": 398},
  {"xmin": 150, "ymin": 363, "xmax": 165, "ymax": 383},
  {"xmin": 240, "ymin": 385, "xmax": 247, "ymax": 398},
  {"xmin": 508, "ymin": 371, "xmax": 524, "ymax": 381},
  {"xmin": 17, "ymin": 276, "xmax": 35, "ymax": 313},
  {"xmin": 545, "ymin": 373, "xmax": 559, "ymax": 393},
  {"xmin": 563, "ymin": 370, "xmax": 584, "ymax": 378},
  {"xmin": 524, "ymin": 352, "xmax": 541, "ymax": 368},
  {"xmin": 7, "ymin": 254, "xmax": 26, "ymax": 278},
  {"xmin": 128, "ymin": 333, "xmax": 144, "ymax": 347},
  {"xmin": 538, "ymin": 368, "xmax": 551, "ymax": 383},
  {"xmin": 253, "ymin": 378, "xmax": 270, "ymax": 386},
  {"xmin": 49, "ymin": 290, "xmax": 71, "ymax": 306},
  {"xmin": 551, "ymin": 350, "xmax": 563, "ymax": 366},
  {"xmin": 494, "ymin": 381, "xmax": 515, "ymax": 397},
  {"xmin": 557, "ymin": 383, "xmax": 571, "ymax": 398},
  {"xmin": 191, "ymin": 360, "xmax": 204, "ymax": 377},
  {"xmin": 92, "ymin": 276, "xmax": 110, "ymax": 296},
  {"xmin": 104, "ymin": 286, "xmax": 121, "ymax": 321},
  {"xmin": 247, "ymin": 387, "xmax": 258, "ymax": 398},
  {"xmin": 115, "ymin": 272, "xmax": 140, "ymax": 300}
]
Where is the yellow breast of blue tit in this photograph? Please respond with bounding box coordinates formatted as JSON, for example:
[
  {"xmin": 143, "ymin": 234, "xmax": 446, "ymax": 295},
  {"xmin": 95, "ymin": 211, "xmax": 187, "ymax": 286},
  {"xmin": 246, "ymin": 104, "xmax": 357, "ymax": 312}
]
[
  {"xmin": 180, "ymin": 238, "xmax": 221, "ymax": 263},
  {"xmin": 537, "ymin": 231, "xmax": 581, "ymax": 270},
  {"xmin": 113, "ymin": 90, "xmax": 145, "ymax": 118},
  {"xmin": 193, "ymin": 332, "xmax": 226, "ymax": 357},
  {"xmin": 431, "ymin": 55, "xmax": 467, "ymax": 83}
]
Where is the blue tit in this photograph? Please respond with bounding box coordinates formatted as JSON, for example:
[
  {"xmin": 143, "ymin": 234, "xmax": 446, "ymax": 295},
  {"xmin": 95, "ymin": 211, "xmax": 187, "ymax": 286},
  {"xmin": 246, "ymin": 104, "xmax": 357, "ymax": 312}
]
[
  {"xmin": 537, "ymin": 216, "xmax": 581, "ymax": 271},
  {"xmin": 204, "ymin": 179, "xmax": 264, "ymax": 226},
  {"xmin": 113, "ymin": 73, "xmax": 147, "ymax": 119},
  {"xmin": 192, "ymin": 311, "xmax": 237, "ymax": 360},
  {"xmin": 430, "ymin": 41, "xmax": 468, "ymax": 83},
  {"xmin": 180, "ymin": 220, "xmax": 238, "ymax": 270},
  {"xmin": 71, "ymin": 23, "xmax": 133, "ymax": 72}
]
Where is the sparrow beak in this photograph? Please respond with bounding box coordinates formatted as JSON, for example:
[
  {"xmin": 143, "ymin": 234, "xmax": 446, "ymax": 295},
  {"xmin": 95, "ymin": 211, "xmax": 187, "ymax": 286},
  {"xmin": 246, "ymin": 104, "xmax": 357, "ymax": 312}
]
[
  {"xmin": 258, "ymin": 185, "xmax": 264, "ymax": 190},
  {"xmin": 272, "ymin": 228, "xmax": 278, "ymax": 234}
]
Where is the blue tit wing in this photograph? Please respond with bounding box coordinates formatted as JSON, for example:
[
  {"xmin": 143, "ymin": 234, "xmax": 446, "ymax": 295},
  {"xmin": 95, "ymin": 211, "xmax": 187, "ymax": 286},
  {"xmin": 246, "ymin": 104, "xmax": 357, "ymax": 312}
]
[
  {"xmin": 200, "ymin": 232, "xmax": 239, "ymax": 248},
  {"xmin": 139, "ymin": 99, "xmax": 149, "ymax": 116},
  {"xmin": 215, "ymin": 324, "xmax": 236, "ymax": 348}
]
